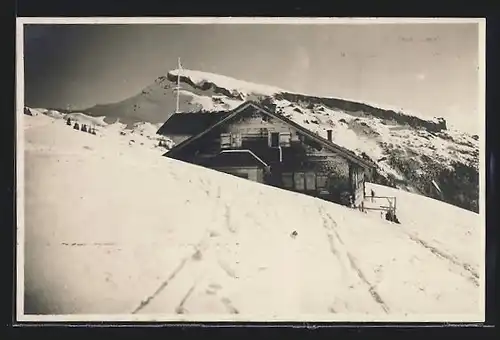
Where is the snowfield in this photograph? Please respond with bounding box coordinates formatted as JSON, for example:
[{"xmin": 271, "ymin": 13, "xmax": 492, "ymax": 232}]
[{"xmin": 19, "ymin": 113, "xmax": 483, "ymax": 322}]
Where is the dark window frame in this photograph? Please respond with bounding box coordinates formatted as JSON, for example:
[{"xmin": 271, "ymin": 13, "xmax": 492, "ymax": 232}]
[{"xmin": 270, "ymin": 132, "xmax": 280, "ymax": 147}]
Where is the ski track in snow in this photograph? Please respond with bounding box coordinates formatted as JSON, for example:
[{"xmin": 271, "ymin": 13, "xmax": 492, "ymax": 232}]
[
  {"xmin": 132, "ymin": 256, "xmax": 191, "ymax": 314},
  {"xmin": 21, "ymin": 113, "xmax": 482, "ymax": 320},
  {"xmin": 318, "ymin": 205, "xmax": 389, "ymax": 314}
]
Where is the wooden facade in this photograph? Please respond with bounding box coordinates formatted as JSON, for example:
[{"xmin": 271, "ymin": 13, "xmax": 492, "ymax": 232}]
[{"xmin": 160, "ymin": 102, "xmax": 375, "ymax": 208}]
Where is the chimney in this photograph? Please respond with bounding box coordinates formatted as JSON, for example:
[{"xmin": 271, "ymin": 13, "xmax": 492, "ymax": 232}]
[{"xmin": 327, "ymin": 129, "xmax": 332, "ymax": 142}]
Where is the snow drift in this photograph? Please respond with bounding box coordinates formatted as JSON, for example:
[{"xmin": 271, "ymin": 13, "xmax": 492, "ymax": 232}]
[{"xmin": 19, "ymin": 113, "xmax": 483, "ymax": 322}]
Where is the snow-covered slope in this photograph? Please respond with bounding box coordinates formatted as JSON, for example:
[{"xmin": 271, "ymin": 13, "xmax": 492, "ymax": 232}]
[
  {"xmin": 24, "ymin": 108, "xmax": 174, "ymax": 154},
  {"xmin": 74, "ymin": 69, "xmax": 480, "ymax": 213},
  {"xmin": 20, "ymin": 113, "xmax": 482, "ymax": 322}
]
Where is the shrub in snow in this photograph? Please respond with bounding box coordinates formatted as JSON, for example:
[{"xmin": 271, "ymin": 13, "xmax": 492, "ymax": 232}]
[{"xmin": 24, "ymin": 107, "xmax": 38, "ymax": 116}]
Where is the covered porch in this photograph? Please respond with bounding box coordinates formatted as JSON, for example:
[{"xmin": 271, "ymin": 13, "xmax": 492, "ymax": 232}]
[{"xmin": 200, "ymin": 149, "xmax": 269, "ymax": 183}]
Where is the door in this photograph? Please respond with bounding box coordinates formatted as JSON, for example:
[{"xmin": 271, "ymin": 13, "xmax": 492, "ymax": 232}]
[
  {"xmin": 294, "ymin": 172, "xmax": 305, "ymax": 191},
  {"xmin": 305, "ymin": 172, "xmax": 316, "ymax": 191}
]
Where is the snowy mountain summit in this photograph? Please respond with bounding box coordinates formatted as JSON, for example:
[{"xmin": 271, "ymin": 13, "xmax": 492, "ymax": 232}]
[{"xmin": 61, "ymin": 69, "xmax": 479, "ymax": 213}]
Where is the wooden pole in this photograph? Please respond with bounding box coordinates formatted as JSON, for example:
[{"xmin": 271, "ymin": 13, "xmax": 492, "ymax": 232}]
[{"xmin": 175, "ymin": 57, "xmax": 181, "ymax": 114}]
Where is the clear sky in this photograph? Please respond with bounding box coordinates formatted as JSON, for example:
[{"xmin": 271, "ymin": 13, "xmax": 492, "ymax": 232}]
[{"xmin": 23, "ymin": 22, "xmax": 481, "ymax": 134}]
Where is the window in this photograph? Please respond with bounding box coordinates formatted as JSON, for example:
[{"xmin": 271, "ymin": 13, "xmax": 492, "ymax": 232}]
[
  {"xmin": 279, "ymin": 132, "xmax": 292, "ymax": 147},
  {"xmin": 220, "ymin": 133, "xmax": 231, "ymax": 149},
  {"xmin": 316, "ymin": 173, "xmax": 328, "ymax": 189},
  {"xmin": 305, "ymin": 172, "xmax": 316, "ymax": 190},
  {"xmin": 269, "ymin": 132, "xmax": 280, "ymax": 147},
  {"xmin": 282, "ymin": 173, "xmax": 293, "ymax": 189},
  {"xmin": 294, "ymin": 172, "xmax": 305, "ymax": 191},
  {"xmin": 231, "ymin": 133, "xmax": 242, "ymax": 148},
  {"xmin": 269, "ymin": 131, "xmax": 291, "ymax": 147},
  {"xmin": 221, "ymin": 133, "xmax": 242, "ymax": 149}
]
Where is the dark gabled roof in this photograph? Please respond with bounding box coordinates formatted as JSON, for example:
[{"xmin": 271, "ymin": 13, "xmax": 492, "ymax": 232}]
[
  {"xmin": 164, "ymin": 102, "xmax": 258, "ymax": 153},
  {"xmin": 157, "ymin": 111, "xmax": 230, "ymax": 136},
  {"xmin": 165, "ymin": 101, "xmax": 376, "ymax": 170}
]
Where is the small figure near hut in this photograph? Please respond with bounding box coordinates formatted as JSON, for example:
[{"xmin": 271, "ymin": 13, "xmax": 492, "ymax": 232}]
[
  {"xmin": 385, "ymin": 210, "xmax": 392, "ymax": 222},
  {"xmin": 81, "ymin": 124, "xmax": 87, "ymax": 133},
  {"xmin": 385, "ymin": 209, "xmax": 401, "ymax": 224},
  {"xmin": 66, "ymin": 117, "xmax": 72, "ymax": 126},
  {"xmin": 73, "ymin": 122, "xmax": 80, "ymax": 130}
]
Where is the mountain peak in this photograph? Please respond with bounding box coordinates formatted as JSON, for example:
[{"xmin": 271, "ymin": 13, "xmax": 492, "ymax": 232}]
[{"xmin": 167, "ymin": 68, "xmax": 286, "ymax": 98}]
